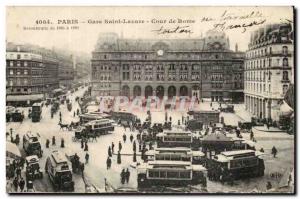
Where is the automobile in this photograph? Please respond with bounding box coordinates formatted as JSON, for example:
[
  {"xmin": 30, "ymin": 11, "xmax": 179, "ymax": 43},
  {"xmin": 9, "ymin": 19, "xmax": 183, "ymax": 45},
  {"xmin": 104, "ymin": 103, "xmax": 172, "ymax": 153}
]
[
  {"xmin": 25, "ymin": 155, "xmax": 43, "ymax": 180},
  {"xmin": 23, "ymin": 132, "xmax": 43, "ymax": 158},
  {"xmin": 45, "ymin": 150, "xmax": 75, "ymax": 191},
  {"xmin": 186, "ymin": 119, "xmax": 203, "ymax": 131},
  {"xmin": 11, "ymin": 109, "xmax": 24, "ymax": 122}
]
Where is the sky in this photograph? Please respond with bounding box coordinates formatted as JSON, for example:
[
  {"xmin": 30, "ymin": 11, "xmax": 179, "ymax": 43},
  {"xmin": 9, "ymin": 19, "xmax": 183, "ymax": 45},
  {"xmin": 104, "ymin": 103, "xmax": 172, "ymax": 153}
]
[{"xmin": 6, "ymin": 6, "xmax": 293, "ymax": 54}]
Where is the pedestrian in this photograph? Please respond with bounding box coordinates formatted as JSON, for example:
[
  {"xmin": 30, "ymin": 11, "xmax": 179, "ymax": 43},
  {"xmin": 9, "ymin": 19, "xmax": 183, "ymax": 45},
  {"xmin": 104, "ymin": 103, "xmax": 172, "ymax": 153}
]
[
  {"xmin": 120, "ymin": 169, "xmax": 126, "ymax": 184},
  {"xmin": 13, "ymin": 177, "xmax": 18, "ymax": 191},
  {"xmin": 125, "ymin": 168, "xmax": 130, "ymax": 184},
  {"xmin": 149, "ymin": 142, "xmax": 153, "ymax": 150},
  {"xmin": 133, "ymin": 151, "xmax": 137, "ymax": 162},
  {"xmin": 84, "ymin": 142, "xmax": 89, "ymax": 151},
  {"xmin": 118, "ymin": 141, "xmax": 122, "ymax": 152},
  {"xmin": 52, "ymin": 136, "xmax": 56, "ymax": 145},
  {"xmin": 108, "ymin": 146, "xmax": 112, "ymax": 157},
  {"xmin": 130, "ymin": 134, "xmax": 134, "ymax": 143},
  {"xmin": 123, "ymin": 133, "xmax": 127, "ymax": 143},
  {"xmin": 85, "ymin": 153, "xmax": 89, "ymax": 164},
  {"xmin": 80, "ymin": 163, "xmax": 85, "ymax": 174},
  {"xmin": 81, "ymin": 139, "xmax": 84, "ymax": 149},
  {"xmin": 133, "ymin": 140, "xmax": 136, "ymax": 152},
  {"xmin": 60, "ymin": 138, "xmax": 65, "ymax": 148},
  {"xmin": 73, "ymin": 111, "xmax": 76, "ymax": 117},
  {"xmin": 46, "ymin": 139, "xmax": 50, "ymax": 148},
  {"xmin": 266, "ymin": 181, "xmax": 272, "ymax": 190},
  {"xmin": 106, "ymin": 157, "xmax": 112, "ymax": 169},
  {"xmin": 16, "ymin": 167, "xmax": 21, "ymax": 179},
  {"xmin": 111, "ymin": 142, "xmax": 115, "ymax": 153},
  {"xmin": 271, "ymin": 146, "xmax": 278, "ymax": 158},
  {"xmin": 77, "ymin": 108, "xmax": 80, "ymax": 115},
  {"xmin": 15, "ymin": 134, "xmax": 20, "ymax": 145},
  {"xmin": 117, "ymin": 151, "xmax": 121, "ymax": 164},
  {"xmin": 139, "ymin": 143, "xmax": 141, "ymax": 152},
  {"xmin": 19, "ymin": 177, "xmax": 25, "ymax": 192},
  {"xmin": 250, "ymin": 130, "xmax": 254, "ymax": 140}
]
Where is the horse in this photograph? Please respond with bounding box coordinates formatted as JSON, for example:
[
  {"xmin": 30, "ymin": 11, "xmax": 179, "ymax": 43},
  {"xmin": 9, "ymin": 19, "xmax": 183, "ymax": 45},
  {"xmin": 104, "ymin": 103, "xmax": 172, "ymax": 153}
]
[{"xmin": 58, "ymin": 122, "xmax": 69, "ymax": 130}]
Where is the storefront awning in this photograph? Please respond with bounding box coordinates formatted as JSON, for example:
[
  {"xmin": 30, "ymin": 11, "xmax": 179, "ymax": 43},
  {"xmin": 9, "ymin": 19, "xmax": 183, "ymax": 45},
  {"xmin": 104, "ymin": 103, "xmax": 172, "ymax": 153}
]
[
  {"xmin": 6, "ymin": 94, "xmax": 44, "ymax": 102},
  {"xmin": 6, "ymin": 141, "xmax": 21, "ymax": 159}
]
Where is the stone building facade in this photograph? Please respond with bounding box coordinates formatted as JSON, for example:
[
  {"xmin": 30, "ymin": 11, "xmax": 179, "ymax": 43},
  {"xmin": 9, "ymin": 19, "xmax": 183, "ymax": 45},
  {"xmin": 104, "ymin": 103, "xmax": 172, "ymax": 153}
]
[
  {"xmin": 6, "ymin": 43, "xmax": 59, "ymax": 105},
  {"xmin": 244, "ymin": 23, "xmax": 294, "ymax": 121},
  {"xmin": 91, "ymin": 30, "xmax": 244, "ymax": 102}
]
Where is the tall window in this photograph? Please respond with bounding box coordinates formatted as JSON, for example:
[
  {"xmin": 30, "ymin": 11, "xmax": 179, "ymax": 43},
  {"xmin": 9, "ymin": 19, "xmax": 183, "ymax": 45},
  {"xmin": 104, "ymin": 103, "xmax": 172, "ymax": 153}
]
[
  {"xmin": 283, "ymin": 58, "xmax": 288, "ymax": 67},
  {"xmin": 283, "ymin": 71, "xmax": 289, "ymax": 81},
  {"xmin": 283, "ymin": 85, "xmax": 288, "ymax": 95}
]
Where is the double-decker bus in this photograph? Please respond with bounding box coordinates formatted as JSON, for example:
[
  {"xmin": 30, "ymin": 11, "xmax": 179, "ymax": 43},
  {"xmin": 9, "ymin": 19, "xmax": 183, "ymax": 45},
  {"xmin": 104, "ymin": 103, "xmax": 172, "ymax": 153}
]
[
  {"xmin": 137, "ymin": 161, "xmax": 207, "ymax": 188},
  {"xmin": 146, "ymin": 147, "xmax": 205, "ymax": 165},
  {"xmin": 31, "ymin": 102, "xmax": 42, "ymax": 122},
  {"xmin": 156, "ymin": 131, "xmax": 201, "ymax": 149},
  {"xmin": 209, "ymin": 150, "xmax": 264, "ymax": 181}
]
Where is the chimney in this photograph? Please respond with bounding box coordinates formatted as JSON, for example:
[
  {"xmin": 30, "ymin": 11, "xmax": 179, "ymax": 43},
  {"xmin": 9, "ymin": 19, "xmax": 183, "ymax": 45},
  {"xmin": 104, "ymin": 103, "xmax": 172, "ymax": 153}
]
[{"xmin": 235, "ymin": 43, "xmax": 238, "ymax": 52}]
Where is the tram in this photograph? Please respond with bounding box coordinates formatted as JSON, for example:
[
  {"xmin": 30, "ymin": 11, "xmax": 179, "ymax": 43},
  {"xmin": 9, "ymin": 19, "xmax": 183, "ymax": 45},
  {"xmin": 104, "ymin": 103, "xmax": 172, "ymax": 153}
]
[
  {"xmin": 156, "ymin": 131, "xmax": 201, "ymax": 149},
  {"xmin": 137, "ymin": 161, "xmax": 207, "ymax": 188},
  {"xmin": 79, "ymin": 112, "xmax": 111, "ymax": 124},
  {"xmin": 84, "ymin": 119, "xmax": 115, "ymax": 136},
  {"xmin": 146, "ymin": 147, "xmax": 205, "ymax": 165}
]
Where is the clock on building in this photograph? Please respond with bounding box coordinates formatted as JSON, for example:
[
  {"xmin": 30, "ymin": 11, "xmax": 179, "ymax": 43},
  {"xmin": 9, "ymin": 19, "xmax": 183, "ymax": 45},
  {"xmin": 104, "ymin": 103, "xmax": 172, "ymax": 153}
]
[{"xmin": 157, "ymin": 49, "xmax": 164, "ymax": 56}]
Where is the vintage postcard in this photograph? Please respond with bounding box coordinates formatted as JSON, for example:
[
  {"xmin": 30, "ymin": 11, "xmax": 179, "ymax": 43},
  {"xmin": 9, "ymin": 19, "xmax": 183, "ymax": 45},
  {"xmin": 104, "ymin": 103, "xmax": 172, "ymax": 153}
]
[{"xmin": 6, "ymin": 6, "xmax": 295, "ymax": 194}]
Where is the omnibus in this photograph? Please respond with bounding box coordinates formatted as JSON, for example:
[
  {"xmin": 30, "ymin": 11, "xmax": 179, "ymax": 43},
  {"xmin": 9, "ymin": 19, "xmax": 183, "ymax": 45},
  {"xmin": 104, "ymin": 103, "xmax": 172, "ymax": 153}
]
[
  {"xmin": 146, "ymin": 147, "xmax": 205, "ymax": 165},
  {"xmin": 32, "ymin": 102, "xmax": 42, "ymax": 122},
  {"xmin": 137, "ymin": 161, "xmax": 207, "ymax": 188},
  {"xmin": 156, "ymin": 131, "xmax": 201, "ymax": 149},
  {"xmin": 79, "ymin": 112, "xmax": 111, "ymax": 124},
  {"xmin": 84, "ymin": 119, "xmax": 115, "ymax": 136},
  {"xmin": 45, "ymin": 150, "xmax": 74, "ymax": 191},
  {"xmin": 23, "ymin": 132, "xmax": 43, "ymax": 158},
  {"xmin": 209, "ymin": 150, "xmax": 264, "ymax": 181}
]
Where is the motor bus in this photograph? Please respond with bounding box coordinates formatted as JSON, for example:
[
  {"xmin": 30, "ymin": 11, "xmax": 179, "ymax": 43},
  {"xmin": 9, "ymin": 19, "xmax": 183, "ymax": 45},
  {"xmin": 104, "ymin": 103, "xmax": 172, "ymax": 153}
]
[
  {"xmin": 84, "ymin": 119, "xmax": 115, "ymax": 136},
  {"xmin": 23, "ymin": 132, "xmax": 43, "ymax": 158},
  {"xmin": 156, "ymin": 131, "xmax": 201, "ymax": 149},
  {"xmin": 209, "ymin": 150, "xmax": 264, "ymax": 181},
  {"xmin": 146, "ymin": 147, "xmax": 205, "ymax": 165},
  {"xmin": 137, "ymin": 161, "xmax": 207, "ymax": 188},
  {"xmin": 32, "ymin": 102, "xmax": 42, "ymax": 122},
  {"xmin": 45, "ymin": 150, "xmax": 74, "ymax": 191}
]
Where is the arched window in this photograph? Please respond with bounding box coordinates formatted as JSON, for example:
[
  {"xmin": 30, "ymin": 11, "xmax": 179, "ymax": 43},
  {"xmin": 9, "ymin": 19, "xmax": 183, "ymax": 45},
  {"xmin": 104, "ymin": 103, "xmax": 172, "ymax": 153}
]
[{"xmin": 282, "ymin": 46, "xmax": 288, "ymax": 55}]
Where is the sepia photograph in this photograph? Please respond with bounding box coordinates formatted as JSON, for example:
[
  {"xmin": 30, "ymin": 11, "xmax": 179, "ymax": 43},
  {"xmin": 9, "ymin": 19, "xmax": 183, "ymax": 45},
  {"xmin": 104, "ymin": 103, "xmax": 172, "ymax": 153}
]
[{"xmin": 5, "ymin": 6, "xmax": 295, "ymax": 194}]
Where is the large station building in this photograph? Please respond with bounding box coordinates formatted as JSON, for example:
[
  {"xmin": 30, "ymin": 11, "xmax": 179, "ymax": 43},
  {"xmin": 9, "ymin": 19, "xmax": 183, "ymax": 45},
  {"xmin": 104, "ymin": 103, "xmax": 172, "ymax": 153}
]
[{"xmin": 91, "ymin": 30, "xmax": 244, "ymax": 102}]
